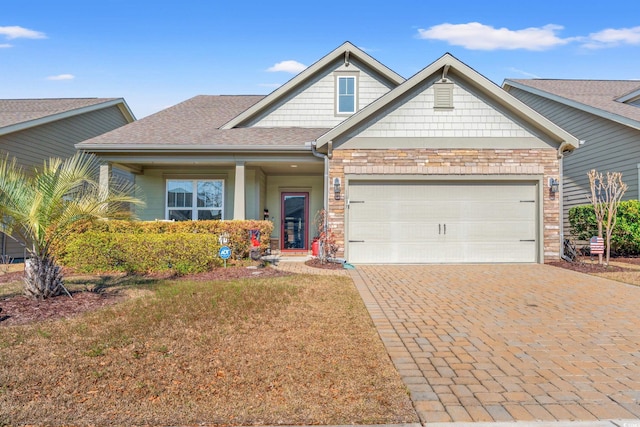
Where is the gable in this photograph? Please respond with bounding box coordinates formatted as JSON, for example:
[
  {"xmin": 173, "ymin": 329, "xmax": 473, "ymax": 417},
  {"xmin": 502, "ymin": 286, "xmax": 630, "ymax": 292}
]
[
  {"xmin": 221, "ymin": 42, "xmax": 404, "ymax": 130},
  {"xmin": 317, "ymin": 53, "xmax": 579, "ymax": 152},
  {"xmin": 246, "ymin": 57, "xmax": 398, "ymax": 129},
  {"xmin": 339, "ymin": 75, "xmax": 544, "ymax": 149}
]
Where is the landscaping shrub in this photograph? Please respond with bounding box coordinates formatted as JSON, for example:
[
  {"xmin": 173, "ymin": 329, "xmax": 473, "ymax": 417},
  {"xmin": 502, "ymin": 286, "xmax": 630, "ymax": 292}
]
[
  {"xmin": 56, "ymin": 219, "xmax": 273, "ymax": 274},
  {"xmin": 62, "ymin": 232, "xmax": 221, "ymax": 274},
  {"xmin": 569, "ymin": 200, "xmax": 640, "ymax": 255}
]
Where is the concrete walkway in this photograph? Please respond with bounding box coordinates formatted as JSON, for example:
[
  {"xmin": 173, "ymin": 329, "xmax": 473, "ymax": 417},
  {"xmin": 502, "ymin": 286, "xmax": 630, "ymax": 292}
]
[
  {"xmin": 274, "ymin": 255, "xmax": 350, "ymax": 276},
  {"xmin": 350, "ymin": 264, "xmax": 640, "ymax": 424}
]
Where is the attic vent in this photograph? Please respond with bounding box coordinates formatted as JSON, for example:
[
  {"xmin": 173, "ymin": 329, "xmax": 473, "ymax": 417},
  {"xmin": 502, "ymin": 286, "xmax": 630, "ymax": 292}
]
[{"xmin": 434, "ymin": 81, "xmax": 454, "ymax": 110}]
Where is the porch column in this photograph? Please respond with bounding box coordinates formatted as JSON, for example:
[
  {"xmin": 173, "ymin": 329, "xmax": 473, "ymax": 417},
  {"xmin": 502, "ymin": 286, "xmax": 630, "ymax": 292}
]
[
  {"xmin": 233, "ymin": 161, "xmax": 245, "ymax": 220},
  {"xmin": 99, "ymin": 163, "xmax": 111, "ymax": 196}
]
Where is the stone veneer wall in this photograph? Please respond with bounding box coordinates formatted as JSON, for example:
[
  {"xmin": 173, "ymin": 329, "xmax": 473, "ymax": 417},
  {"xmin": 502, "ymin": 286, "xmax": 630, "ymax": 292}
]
[{"xmin": 328, "ymin": 148, "xmax": 561, "ymax": 262}]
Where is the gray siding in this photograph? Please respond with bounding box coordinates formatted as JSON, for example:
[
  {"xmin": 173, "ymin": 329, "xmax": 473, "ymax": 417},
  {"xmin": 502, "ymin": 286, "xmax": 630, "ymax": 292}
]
[
  {"xmin": 0, "ymin": 106, "xmax": 129, "ymax": 172},
  {"xmin": 1, "ymin": 105, "xmax": 131, "ymax": 259},
  {"xmin": 508, "ymin": 87, "xmax": 640, "ymax": 235}
]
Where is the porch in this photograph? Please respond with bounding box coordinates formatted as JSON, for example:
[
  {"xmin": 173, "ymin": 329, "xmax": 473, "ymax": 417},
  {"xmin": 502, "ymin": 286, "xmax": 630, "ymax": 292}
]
[{"xmin": 98, "ymin": 152, "xmax": 325, "ymax": 252}]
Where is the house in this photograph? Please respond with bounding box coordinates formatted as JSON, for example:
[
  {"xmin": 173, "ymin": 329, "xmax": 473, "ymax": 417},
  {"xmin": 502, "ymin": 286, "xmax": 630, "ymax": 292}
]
[
  {"xmin": 77, "ymin": 42, "xmax": 579, "ymax": 264},
  {"xmin": 0, "ymin": 98, "xmax": 135, "ymax": 259},
  {"xmin": 503, "ymin": 79, "xmax": 640, "ymax": 237}
]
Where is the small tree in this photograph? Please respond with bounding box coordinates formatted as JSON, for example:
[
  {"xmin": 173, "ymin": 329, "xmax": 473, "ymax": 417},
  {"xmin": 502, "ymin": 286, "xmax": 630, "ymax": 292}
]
[
  {"xmin": 0, "ymin": 152, "xmax": 144, "ymax": 299},
  {"xmin": 313, "ymin": 209, "xmax": 339, "ymax": 264},
  {"xmin": 588, "ymin": 169, "xmax": 628, "ymax": 265}
]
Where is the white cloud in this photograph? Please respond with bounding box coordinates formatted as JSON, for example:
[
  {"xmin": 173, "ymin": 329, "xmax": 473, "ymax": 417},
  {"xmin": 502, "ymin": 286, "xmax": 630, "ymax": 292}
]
[
  {"xmin": 0, "ymin": 25, "xmax": 46, "ymax": 40},
  {"xmin": 582, "ymin": 26, "xmax": 640, "ymax": 48},
  {"xmin": 508, "ymin": 67, "xmax": 541, "ymax": 79},
  {"xmin": 417, "ymin": 22, "xmax": 571, "ymax": 51},
  {"xmin": 0, "ymin": 43, "xmax": 12, "ymax": 48},
  {"xmin": 46, "ymin": 74, "xmax": 75, "ymax": 81},
  {"xmin": 266, "ymin": 60, "xmax": 307, "ymax": 73}
]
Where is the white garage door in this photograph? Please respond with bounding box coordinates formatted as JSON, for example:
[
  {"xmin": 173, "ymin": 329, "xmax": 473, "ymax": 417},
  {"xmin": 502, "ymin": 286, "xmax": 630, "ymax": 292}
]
[{"xmin": 347, "ymin": 181, "xmax": 538, "ymax": 264}]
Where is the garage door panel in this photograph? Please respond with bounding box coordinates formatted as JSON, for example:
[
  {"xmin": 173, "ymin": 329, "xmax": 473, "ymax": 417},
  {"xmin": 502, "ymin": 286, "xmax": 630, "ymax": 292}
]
[
  {"xmin": 348, "ymin": 241, "xmax": 536, "ymax": 264},
  {"xmin": 350, "ymin": 221, "xmax": 439, "ymax": 241},
  {"xmin": 347, "ymin": 181, "xmax": 538, "ymax": 264}
]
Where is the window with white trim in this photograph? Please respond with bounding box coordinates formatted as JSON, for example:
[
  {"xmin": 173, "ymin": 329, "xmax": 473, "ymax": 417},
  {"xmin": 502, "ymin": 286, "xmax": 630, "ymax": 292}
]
[
  {"xmin": 337, "ymin": 75, "xmax": 356, "ymax": 114},
  {"xmin": 166, "ymin": 179, "xmax": 224, "ymax": 220}
]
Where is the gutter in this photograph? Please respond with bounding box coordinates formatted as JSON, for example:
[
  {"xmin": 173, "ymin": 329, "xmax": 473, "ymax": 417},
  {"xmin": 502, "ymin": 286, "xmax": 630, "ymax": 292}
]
[
  {"xmin": 74, "ymin": 143, "xmax": 314, "ymax": 152},
  {"xmin": 557, "ymin": 141, "xmax": 571, "ymax": 259},
  {"xmin": 311, "ymin": 141, "xmax": 329, "ymax": 244}
]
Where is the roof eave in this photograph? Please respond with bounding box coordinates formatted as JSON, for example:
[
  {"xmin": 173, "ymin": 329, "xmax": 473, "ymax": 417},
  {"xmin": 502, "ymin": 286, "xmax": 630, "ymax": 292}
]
[
  {"xmin": 503, "ymin": 80, "xmax": 640, "ymax": 132},
  {"xmin": 76, "ymin": 143, "xmax": 314, "ymax": 153},
  {"xmin": 0, "ymin": 98, "xmax": 135, "ymax": 137}
]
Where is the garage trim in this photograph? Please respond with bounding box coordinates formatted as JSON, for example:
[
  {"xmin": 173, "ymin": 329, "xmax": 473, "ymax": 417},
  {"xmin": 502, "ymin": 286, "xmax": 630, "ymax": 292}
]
[{"xmin": 344, "ymin": 174, "xmax": 544, "ymax": 263}]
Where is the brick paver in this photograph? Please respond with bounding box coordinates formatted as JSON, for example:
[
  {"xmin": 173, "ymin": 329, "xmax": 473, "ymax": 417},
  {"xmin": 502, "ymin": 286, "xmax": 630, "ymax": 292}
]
[{"xmin": 350, "ymin": 264, "xmax": 640, "ymax": 423}]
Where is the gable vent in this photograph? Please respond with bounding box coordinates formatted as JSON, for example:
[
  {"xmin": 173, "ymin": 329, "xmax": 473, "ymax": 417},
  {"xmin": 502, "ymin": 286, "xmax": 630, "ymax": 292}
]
[{"xmin": 434, "ymin": 81, "xmax": 454, "ymax": 110}]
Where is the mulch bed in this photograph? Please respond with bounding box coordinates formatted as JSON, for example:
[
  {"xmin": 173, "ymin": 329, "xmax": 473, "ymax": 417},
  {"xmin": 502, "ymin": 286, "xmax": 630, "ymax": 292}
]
[
  {"xmin": 0, "ymin": 291, "xmax": 122, "ymax": 327},
  {"xmin": 305, "ymin": 257, "xmax": 345, "ymax": 270},
  {"xmin": 0, "ymin": 266, "xmax": 291, "ymax": 327},
  {"xmin": 548, "ymin": 257, "xmax": 640, "ymax": 274}
]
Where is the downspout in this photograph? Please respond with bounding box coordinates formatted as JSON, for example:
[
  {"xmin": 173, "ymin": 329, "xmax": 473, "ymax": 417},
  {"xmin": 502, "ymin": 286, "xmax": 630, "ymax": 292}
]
[
  {"xmin": 311, "ymin": 140, "xmax": 331, "ymax": 248},
  {"xmin": 557, "ymin": 141, "xmax": 570, "ymax": 258}
]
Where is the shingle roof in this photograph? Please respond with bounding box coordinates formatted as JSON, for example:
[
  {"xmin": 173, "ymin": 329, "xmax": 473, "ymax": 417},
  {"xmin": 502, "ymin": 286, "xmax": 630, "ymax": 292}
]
[
  {"xmin": 0, "ymin": 98, "xmax": 120, "ymax": 128},
  {"xmin": 506, "ymin": 79, "xmax": 640, "ymax": 124},
  {"xmin": 78, "ymin": 95, "xmax": 330, "ymax": 150}
]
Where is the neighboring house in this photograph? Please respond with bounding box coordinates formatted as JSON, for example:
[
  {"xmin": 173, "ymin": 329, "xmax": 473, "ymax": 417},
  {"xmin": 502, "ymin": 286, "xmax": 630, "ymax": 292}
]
[
  {"xmin": 0, "ymin": 98, "xmax": 135, "ymax": 259},
  {"xmin": 504, "ymin": 79, "xmax": 640, "ymax": 238},
  {"xmin": 78, "ymin": 42, "xmax": 578, "ymax": 264}
]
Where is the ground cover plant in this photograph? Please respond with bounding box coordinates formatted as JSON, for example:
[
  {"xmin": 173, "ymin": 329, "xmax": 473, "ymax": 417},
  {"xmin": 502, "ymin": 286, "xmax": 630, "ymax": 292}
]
[{"xmin": 0, "ymin": 269, "xmax": 417, "ymax": 426}]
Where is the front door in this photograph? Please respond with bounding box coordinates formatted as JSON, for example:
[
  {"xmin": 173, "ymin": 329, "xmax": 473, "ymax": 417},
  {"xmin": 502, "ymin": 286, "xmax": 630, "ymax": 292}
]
[{"xmin": 281, "ymin": 192, "xmax": 308, "ymax": 251}]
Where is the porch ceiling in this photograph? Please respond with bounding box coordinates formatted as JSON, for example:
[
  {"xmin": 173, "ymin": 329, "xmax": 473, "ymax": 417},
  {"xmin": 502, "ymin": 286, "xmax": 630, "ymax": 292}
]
[{"xmin": 102, "ymin": 153, "xmax": 323, "ymax": 176}]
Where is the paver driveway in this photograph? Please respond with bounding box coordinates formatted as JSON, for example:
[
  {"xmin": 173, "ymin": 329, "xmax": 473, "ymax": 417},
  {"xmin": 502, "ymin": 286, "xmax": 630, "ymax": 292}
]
[{"xmin": 350, "ymin": 264, "xmax": 640, "ymax": 424}]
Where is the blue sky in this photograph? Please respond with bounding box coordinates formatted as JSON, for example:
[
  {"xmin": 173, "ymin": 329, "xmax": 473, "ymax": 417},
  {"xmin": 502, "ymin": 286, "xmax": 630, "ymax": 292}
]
[{"xmin": 2, "ymin": 0, "xmax": 640, "ymax": 118}]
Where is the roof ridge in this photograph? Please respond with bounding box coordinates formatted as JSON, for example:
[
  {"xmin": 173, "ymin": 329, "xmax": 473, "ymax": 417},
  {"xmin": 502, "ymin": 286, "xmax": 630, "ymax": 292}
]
[
  {"xmin": 510, "ymin": 78, "xmax": 640, "ymax": 84},
  {"xmin": 0, "ymin": 97, "xmax": 113, "ymax": 101}
]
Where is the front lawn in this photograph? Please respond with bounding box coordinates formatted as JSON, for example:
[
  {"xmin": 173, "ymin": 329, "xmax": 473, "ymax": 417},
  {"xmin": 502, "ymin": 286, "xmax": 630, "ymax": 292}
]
[{"xmin": 0, "ymin": 271, "xmax": 417, "ymax": 426}]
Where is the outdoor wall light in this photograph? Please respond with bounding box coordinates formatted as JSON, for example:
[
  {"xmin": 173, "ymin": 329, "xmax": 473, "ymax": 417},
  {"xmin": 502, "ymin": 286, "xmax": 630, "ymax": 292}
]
[
  {"xmin": 548, "ymin": 177, "xmax": 559, "ymax": 194},
  {"xmin": 333, "ymin": 177, "xmax": 341, "ymax": 200}
]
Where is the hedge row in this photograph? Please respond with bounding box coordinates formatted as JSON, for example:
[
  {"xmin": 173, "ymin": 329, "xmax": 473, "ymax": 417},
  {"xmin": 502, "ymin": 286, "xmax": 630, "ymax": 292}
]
[
  {"xmin": 569, "ymin": 200, "xmax": 640, "ymax": 255},
  {"xmin": 62, "ymin": 232, "xmax": 221, "ymax": 274},
  {"xmin": 55, "ymin": 219, "xmax": 273, "ymax": 274}
]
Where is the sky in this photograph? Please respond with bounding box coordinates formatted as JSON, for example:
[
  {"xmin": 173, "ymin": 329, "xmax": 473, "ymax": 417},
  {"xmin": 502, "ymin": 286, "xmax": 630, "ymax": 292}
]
[{"xmin": 2, "ymin": 0, "xmax": 640, "ymax": 119}]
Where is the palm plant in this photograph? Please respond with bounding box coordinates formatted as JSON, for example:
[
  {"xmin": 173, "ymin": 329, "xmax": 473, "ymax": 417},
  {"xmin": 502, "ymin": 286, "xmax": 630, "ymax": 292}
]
[{"xmin": 0, "ymin": 152, "xmax": 144, "ymax": 299}]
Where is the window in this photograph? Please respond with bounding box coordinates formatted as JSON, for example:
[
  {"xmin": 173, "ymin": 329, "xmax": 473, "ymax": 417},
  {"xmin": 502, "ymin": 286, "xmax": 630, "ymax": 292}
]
[
  {"xmin": 167, "ymin": 179, "xmax": 223, "ymax": 220},
  {"xmin": 337, "ymin": 75, "xmax": 356, "ymax": 114}
]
